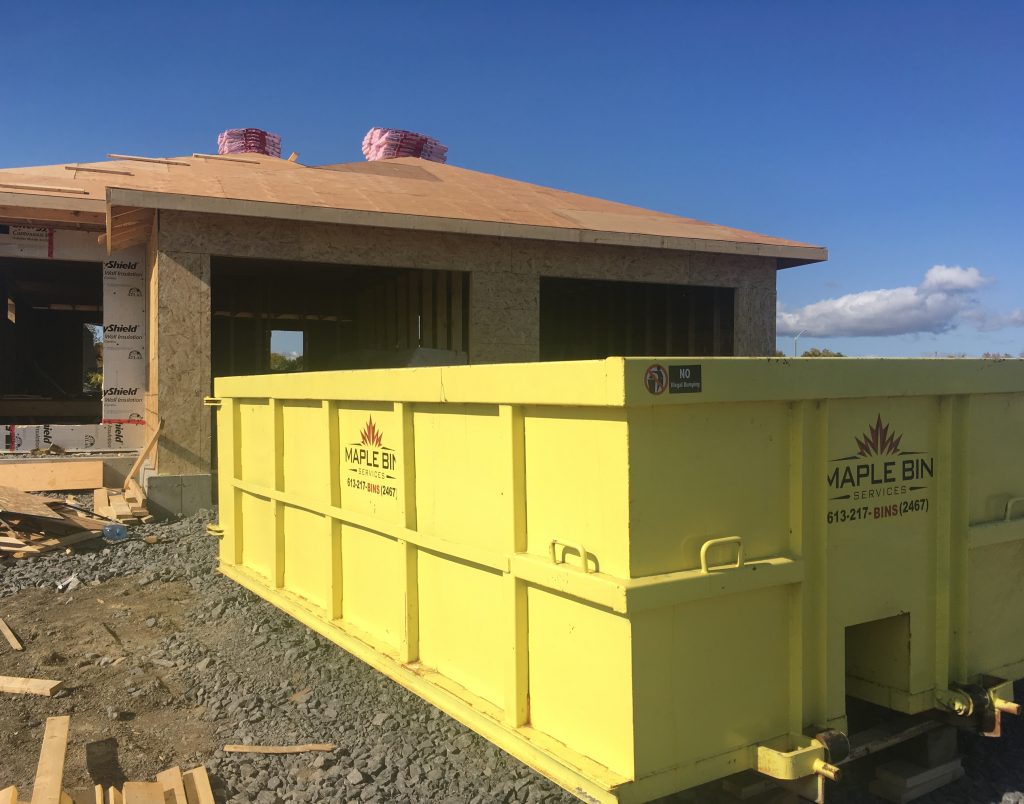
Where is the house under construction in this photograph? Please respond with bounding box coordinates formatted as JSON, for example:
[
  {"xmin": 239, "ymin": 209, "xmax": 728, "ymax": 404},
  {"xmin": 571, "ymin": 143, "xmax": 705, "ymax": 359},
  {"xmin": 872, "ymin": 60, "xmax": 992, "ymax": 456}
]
[{"xmin": 0, "ymin": 139, "xmax": 826, "ymax": 513}]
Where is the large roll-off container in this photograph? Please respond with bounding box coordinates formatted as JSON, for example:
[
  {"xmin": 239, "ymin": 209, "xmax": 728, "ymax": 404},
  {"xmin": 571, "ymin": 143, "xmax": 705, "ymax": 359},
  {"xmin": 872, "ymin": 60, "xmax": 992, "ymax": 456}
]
[{"xmin": 208, "ymin": 358, "xmax": 1024, "ymax": 802}]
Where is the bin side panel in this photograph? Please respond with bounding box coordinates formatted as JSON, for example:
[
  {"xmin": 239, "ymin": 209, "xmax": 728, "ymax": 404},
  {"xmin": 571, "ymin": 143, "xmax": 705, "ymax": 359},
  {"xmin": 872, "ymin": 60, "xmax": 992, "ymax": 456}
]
[
  {"xmin": 527, "ymin": 586, "xmax": 635, "ymax": 779},
  {"xmin": 627, "ymin": 403, "xmax": 791, "ymax": 578},
  {"xmin": 630, "ymin": 586, "xmax": 791, "ymax": 782},
  {"xmin": 966, "ymin": 394, "xmax": 1024, "ymax": 525},
  {"xmin": 238, "ymin": 400, "xmax": 274, "ymax": 488},
  {"xmin": 825, "ymin": 398, "xmax": 940, "ymax": 714},
  {"xmin": 341, "ymin": 524, "xmax": 405, "ymax": 652},
  {"xmin": 413, "ymin": 404, "xmax": 515, "ymax": 552},
  {"xmin": 417, "ymin": 552, "xmax": 506, "ymax": 709},
  {"xmin": 281, "ymin": 400, "xmax": 330, "ymax": 501},
  {"xmin": 240, "ymin": 491, "xmax": 275, "ymax": 581},
  {"xmin": 963, "ymin": 393, "xmax": 1024, "ymax": 681},
  {"xmin": 524, "ymin": 409, "xmax": 630, "ymax": 577},
  {"xmin": 967, "ymin": 542, "xmax": 1024, "ymax": 678},
  {"xmin": 282, "ymin": 506, "xmax": 332, "ymax": 612},
  {"xmin": 338, "ymin": 404, "xmax": 405, "ymax": 525}
]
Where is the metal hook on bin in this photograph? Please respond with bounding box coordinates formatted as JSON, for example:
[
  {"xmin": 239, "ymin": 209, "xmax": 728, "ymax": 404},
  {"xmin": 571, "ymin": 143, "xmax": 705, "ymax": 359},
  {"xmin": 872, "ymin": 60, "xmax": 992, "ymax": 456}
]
[
  {"xmin": 549, "ymin": 540, "xmax": 593, "ymax": 573},
  {"xmin": 699, "ymin": 536, "xmax": 744, "ymax": 574},
  {"xmin": 1004, "ymin": 497, "xmax": 1024, "ymax": 522}
]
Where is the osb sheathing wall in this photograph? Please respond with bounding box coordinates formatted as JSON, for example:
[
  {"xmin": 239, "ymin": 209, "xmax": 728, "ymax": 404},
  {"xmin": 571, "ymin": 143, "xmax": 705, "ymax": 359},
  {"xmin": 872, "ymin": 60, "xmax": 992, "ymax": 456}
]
[
  {"xmin": 158, "ymin": 210, "xmax": 778, "ymax": 359},
  {"xmin": 151, "ymin": 248, "xmax": 212, "ymax": 477}
]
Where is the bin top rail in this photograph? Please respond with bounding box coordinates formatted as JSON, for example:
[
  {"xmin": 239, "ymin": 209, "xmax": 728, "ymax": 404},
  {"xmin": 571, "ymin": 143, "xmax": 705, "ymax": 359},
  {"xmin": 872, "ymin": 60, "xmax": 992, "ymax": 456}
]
[{"xmin": 213, "ymin": 356, "xmax": 1024, "ymax": 407}]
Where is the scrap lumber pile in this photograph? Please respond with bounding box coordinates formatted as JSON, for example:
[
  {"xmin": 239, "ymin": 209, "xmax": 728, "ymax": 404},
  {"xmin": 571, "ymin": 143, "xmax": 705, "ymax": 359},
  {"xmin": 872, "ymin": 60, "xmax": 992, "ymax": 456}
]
[
  {"xmin": 362, "ymin": 127, "xmax": 448, "ymax": 163},
  {"xmin": 91, "ymin": 421, "xmax": 160, "ymax": 525},
  {"xmin": 0, "ymin": 487, "xmax": 108, "ymax": 560},
  {"xmin": 93, "ymin": 482, "xmax": 150, "ymax": 525},
  {"xmin": 0, "ymin": 716, "xmax": 215, "ymax": 804}
]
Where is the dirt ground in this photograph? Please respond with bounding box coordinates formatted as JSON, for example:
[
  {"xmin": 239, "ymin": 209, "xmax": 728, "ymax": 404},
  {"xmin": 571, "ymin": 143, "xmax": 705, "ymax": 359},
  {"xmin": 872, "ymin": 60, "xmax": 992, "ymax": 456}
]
[
  {"xmin": 1, "ymin": 511, "xmax": 1022, "ymax": 804},
  {"xmin": 0, "ymin": 576, "xmax": 221, "ymax": 796}
]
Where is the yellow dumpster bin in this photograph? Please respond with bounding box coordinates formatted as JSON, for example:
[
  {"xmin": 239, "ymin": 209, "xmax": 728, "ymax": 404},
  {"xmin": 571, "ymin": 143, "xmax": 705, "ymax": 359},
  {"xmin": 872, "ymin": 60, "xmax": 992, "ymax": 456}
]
[{"xmin": 209, "ymin": 357, "xmax": 1024, "ymax": 802}]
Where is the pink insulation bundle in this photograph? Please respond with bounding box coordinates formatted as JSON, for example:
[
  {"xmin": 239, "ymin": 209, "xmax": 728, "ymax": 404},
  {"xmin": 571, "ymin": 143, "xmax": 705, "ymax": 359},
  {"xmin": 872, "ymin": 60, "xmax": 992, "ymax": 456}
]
[
  {"xmin": 217, "ymin": 128, "xmax": 282, "ymax": 158},
  {"xmin": 362, "ymin": 128, "xmax": 448, "ymax": 164}
]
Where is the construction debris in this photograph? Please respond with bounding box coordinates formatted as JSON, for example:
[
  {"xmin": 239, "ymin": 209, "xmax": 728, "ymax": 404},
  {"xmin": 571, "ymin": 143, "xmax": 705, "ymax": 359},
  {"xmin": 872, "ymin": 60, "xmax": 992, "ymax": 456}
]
[
  {"xmin": 1, "ymin": 716, "xmax": 214, "ymax": 804},
  {"xmin": 92, "ymin": 484, "xmax": 150, "ymax": 525},
  {"xmin": 0, "ymin": 617, "xmax": 23, "ymax": 651},
  {"xmin": 0, "ymin": 486, "xmax": 109, "ymax": 560},
  {"xmin": 89, "ymin": 420, "xmax": 160, "ymax": 526},
  {"xmin": 222, "ymin": 743, "xmax": 336, "ymax": 755},
  {"xmin": 0, "ymin": 675, "xmax": 63, "ymax": 696}
]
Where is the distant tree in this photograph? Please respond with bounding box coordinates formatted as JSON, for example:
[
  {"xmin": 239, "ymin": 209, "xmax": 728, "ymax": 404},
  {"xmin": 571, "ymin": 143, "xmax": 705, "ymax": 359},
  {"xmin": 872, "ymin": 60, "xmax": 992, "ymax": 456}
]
[
  {"xmin": 270, "ymin": 352, "xmax": 304, "ymax": 372},
  {"xmin": 801, "ymin": 348, "xmax": 845, "ymax": 357},
  {"xmin": 773, "ymin": 350, "xmax": 786, "ymax": 357},
  {"xmin": 982, "ymin": 352, "xmax": 1014, "ymax": 359}
]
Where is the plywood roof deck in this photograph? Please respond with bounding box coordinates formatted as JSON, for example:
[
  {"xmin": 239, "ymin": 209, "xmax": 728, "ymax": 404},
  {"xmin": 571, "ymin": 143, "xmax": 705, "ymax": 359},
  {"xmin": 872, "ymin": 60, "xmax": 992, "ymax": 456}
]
[{"xmin": 0, "ymin": 154, "xmax": 826, "ymax": 264}]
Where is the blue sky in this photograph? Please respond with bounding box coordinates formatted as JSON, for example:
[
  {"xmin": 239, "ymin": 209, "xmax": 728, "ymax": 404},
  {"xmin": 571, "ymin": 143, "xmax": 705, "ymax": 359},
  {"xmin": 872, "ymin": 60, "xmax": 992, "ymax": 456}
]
[{"xmin": 3, "ymin": 1, "xmax": 1021, "ymax": 357}]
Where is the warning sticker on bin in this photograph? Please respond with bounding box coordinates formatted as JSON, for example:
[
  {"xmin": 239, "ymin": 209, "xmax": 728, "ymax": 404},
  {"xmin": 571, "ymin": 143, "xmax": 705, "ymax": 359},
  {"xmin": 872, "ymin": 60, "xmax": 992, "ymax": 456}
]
[{"xmin": 668, "ymin": 365, "xmax": 702, "ymax": 394}]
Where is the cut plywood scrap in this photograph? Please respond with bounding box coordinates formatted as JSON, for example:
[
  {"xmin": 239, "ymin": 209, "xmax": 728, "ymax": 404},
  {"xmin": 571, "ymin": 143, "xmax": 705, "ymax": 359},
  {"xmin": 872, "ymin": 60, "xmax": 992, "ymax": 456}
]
[
  {"xmin": 0, "ymin": 617, "xmax": 24, "ymax": 650},
  {"xmin": 0, "ymin": 487, "xmax": 63, "ymax": 519},
  {"xmin": 180, "ymin": 768, "xmax": 213, "ymax": 804},
  {"xmin": 0, "ymin": 787, "xmax": 17, "ymax": 804},
  {"xmin": 119, "ymin": 784, "xmax": 164, "ymax": 804},
  {"xmin": 94, "ymin": 786, "xmax": 103, "ymax": 804},
  {"xmin": 0, "ymin": 675, "xmax": 63, "ymax": 696},
  {"xmin": 223, "ymin": 743, "xmax": 335, "ymax": 754},
  {"xmin": 154, "ymin": 768, "xmax": 185, "ymax": 804},
  {"xmin": 31, "ymin": 715, "xmax": 71, "ymax": 804},
  {"xmin": 105, "ymin": 789, "xmax": 121, "ymax": 804}
]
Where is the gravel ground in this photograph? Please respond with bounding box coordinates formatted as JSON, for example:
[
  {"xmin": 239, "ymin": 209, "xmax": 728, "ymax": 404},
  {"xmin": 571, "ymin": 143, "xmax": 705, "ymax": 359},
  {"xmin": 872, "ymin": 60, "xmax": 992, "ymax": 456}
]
[{"xmin": 1, "ymin": 507, "xmax": 1022, "ymax": 803}]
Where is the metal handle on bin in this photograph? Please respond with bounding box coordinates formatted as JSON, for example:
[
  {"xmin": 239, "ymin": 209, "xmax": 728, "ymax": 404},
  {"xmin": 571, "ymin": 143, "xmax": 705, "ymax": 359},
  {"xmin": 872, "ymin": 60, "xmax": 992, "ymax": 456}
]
[
  {"xmin": 549, "ymin": 540, "xmax": 592, "ymax": 573},
  {"xmin": 699, "ymin": 536, "xmax": 744, "ymax": 574},
  {"xmin": 1005, "ymin": 497, "xmax": 1024, "ymax": 522}
]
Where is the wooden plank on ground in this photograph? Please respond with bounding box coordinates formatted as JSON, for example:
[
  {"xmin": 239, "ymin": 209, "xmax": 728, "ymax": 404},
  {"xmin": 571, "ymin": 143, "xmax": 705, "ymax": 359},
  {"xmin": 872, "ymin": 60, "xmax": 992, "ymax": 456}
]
[
  {"xmin": 0, "ymin": 676, "xmax": 63, "ymax": 696},
  {"xmin": 0, "ymin": 461, "xmax": 103, "ymax": 493},
  {"xmin": 0, "ymin": 787, "xmax": 17, "ymax": 804},
  {"xmin": 0, "ymin": 487, "xmax": 62, "ymax": 519},
  {"xmin": 223, "ymin": 743, "xmax": 335, "ymax": 754},
  {"xmin": 93, "ymin": 488, "xmax": 110, "ymax": 511},
  {"xmin": 107, "ymin": 494, "xmax": 133, "ymax": 521},
  {"xmin": 0, "ymin": 617, "xmax": 23, "ymax": 650},
  {"xmin": 181, "ymin": 768, "xmax": 214, "ymax": 804},
  {"xmin": 94, "ymin": 786, "xmax": 103, "ymax": 804},
  {"xmin": 154, "ymin": 768, "xmax": 186, "ymax": 804},
  {"xmin": 119, "ymin": 783, "xmax": 164, "ymax": 804},
  {"xmin": 105, "ymin": 787, "xmax": 122, "ymax": 804},
  {"xmin": 31, "ymin": 715, "xmax": 71, "ymax": 804}
]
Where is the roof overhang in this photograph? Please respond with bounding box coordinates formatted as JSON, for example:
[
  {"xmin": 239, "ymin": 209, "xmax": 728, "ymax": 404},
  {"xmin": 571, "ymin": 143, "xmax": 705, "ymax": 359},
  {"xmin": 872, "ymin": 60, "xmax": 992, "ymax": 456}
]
[
  {"xmin": 0, "ymin": 191, "xmax": 106, "ymax": 231},
  {"xmin": 107, "ymin": 187, "xmax": 828, "ymax": 266}
]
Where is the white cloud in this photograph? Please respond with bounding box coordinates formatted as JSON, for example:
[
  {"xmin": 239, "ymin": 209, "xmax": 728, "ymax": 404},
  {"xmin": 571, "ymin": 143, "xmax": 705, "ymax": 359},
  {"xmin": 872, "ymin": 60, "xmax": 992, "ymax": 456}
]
[
  {"xmin": 920, "ymin": 264, "xmax": 990, "ymax": 292},
  {"xmin": 777, "ymin": 265, "xmax": 1007, "ymax": 337},
  {"xmin": 967, "ymin": 308, "xmax": 1024, "ymax": 332}
]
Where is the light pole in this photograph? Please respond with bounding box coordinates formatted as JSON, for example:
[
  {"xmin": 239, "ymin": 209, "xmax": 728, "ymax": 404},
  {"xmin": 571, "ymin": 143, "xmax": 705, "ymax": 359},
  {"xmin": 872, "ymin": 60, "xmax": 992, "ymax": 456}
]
[{"xmin": 793, "ymin": 329, "xmax": 807, "ymax": 357}]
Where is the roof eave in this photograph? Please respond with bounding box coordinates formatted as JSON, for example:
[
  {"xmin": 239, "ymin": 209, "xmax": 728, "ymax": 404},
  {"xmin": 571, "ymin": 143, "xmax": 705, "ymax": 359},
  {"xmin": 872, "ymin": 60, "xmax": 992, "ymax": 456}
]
[{"xmin": 107, "ymin": 187, "xmax": 828, "ymax": 264}]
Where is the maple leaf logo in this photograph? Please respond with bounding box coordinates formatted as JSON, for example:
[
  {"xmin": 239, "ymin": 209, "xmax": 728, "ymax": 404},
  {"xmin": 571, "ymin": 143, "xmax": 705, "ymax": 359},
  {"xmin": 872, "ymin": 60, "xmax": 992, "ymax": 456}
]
[
  {"xmin": 856, "ymin": 415, "xmax": 903, "ymax": 457},
  {"xmin": 360, "ymin": 417, "xmax": 383, "ymax": 448}
]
